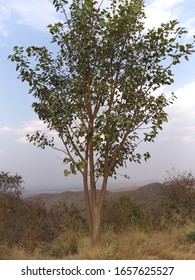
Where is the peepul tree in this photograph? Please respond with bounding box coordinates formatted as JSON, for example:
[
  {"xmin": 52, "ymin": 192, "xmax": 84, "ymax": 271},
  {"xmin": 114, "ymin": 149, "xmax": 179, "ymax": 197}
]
[{"xmin": 9, "ymin": 0, "xmax": 195, "ymax": 245}]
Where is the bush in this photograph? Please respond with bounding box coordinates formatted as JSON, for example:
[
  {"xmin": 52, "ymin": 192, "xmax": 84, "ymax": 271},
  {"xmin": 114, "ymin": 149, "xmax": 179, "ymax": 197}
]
[
  {"xmin": 40, "ymin": 231, "xmax": 79, "ymax": 258},
  {"xmin": 186, "ymin": 232, "xmax": 195, "ymax": 243},
  {"xmin": 0, "ymin": 187, "xmax": 86, "ymax": 248},
  {"xmin": 102, "ymin": 196, "xmax": 145, "ymax": 232},
  {"xmin": 158, "ymin": 169, "xmax": 195, "ymax": 228},
  {"xmin": 0, "ymin": 169, "xmax": 86, "ymax": 257},
  {"xmin": 163, "ymin": 169, "xmax": 195, "ymax": 212}
]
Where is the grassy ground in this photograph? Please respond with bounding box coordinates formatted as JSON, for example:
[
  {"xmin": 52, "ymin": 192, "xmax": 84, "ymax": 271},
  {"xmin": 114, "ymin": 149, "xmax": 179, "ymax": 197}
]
[{"xmin": 1, "ymin": 223, "xmax": 195, "ymax": 260}]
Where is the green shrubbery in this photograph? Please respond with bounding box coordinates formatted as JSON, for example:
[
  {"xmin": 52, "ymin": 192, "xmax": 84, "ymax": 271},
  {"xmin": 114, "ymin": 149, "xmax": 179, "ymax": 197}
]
[
  {"xmin": 40, "ymin": 231, "xmax": 79, "ymax": 258},
  {"xmin": 102, "ymin": 196, "xmax": 146, "ymax": 232},
  {"xmin": 186, "ymin": 231, "xmax": 195, "ymax": 243},
  {"xmin": 186, "ymin": 232, "xmax": 195, "ymax": 243}
]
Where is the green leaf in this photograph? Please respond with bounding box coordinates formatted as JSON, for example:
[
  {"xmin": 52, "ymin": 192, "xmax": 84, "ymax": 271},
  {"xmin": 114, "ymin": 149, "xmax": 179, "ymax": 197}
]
[{"xmin": 64, "ymin": 170, "xmax": 71, "ymax": 177}]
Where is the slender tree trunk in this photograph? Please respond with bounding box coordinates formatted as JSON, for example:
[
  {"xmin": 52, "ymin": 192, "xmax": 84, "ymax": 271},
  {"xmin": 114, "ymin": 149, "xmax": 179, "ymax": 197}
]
[
  {"xmin": 83, "ymin": 155, "xmax": 109, "ymax": 246},
  {"xmin": 83, "ymin": 170, "xmax": 93, "ymax": 237},
  {"xmin": 91, "ymin": 205, "xmax": 101, "ymax": 246},
  {"xmin": 83, "ymin": 187, "xmax": 101, "ymax": 246}
]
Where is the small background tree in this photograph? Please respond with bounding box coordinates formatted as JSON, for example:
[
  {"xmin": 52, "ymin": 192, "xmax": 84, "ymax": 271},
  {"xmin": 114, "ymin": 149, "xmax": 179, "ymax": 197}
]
[
  {"xmin": 0, "ymin": 171, "xmax": 24, "ymax": 244},
  {"xmin": 0, "ymin": 171, "xmax": 23, "ymax": 197},
  {"xmin": 160, "ymin": 169, "xmax": 195, "ymax": 228},
  {"xmin": 9, "ymin": 0, "xmax": 195, "ymax": 245}
]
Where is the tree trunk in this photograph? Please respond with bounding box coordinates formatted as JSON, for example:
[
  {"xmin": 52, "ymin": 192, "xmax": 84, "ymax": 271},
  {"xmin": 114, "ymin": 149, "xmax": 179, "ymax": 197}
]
[
  {"xmin": 83, "ymin": 171, "xmax": 108, "ymax": 246},
  {"xmin": 90, "ymin": 206, "xmax": 101, "ymax": 246},
  {"xmin": 83, "ymin": 188, "xmax": 101, "ymax": 246}
]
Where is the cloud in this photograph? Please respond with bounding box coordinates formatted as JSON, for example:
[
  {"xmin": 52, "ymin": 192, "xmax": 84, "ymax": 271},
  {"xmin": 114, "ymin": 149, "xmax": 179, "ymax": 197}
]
[
  {"xmin": 184, "ymin": 17, "xmax": 195, "ymax": 38},
  {"xmin": 0, "ymin": 2, "xmax": 11, "ymax": 36},
  {"xmin": 16, "ymin": 120, "xmax": 49, "ymax": 143},
  {"xmin": 18, "ymin": 120, "xmax": 47, "ymax": 134},
  {"xmin": 161, "ymin": 82, "xmax": 195, "ymax": 143},
  {"xmin": 1, "ymin": 0, "xmax": 195, "ymax": 38},
  {"xmin": 0, "ymin": 126, "xmax": 15, "ymax": 134},
  {"xmin": 170, "ymin": 82, "xmax": 195, "ymax": 113},
  {"xmin": 0, "ymin": 0, "xmax": 60, "ymax": 36},
  {"xmin": 0, "ymin": 120, "xmax": 50, "ymax": 143},
  {"xmin": 145, "ymin": 0, "xmax": 184, "ymax": 28},
  {"xmin": 182, "ymin": 136, "xmax": 195, "ymax": 143}
]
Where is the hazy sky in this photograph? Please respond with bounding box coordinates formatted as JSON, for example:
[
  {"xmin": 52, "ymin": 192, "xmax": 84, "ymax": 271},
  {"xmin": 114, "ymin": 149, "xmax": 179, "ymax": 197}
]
[{"xmin": 0, "ymin": 0, "xmax": 195, "ymax": 192}]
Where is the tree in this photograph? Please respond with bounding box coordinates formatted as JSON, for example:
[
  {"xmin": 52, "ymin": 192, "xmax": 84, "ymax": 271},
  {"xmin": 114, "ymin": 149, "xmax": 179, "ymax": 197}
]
[
  {"xmin": 0, "ymin": 171, "xmax": 24, "ymax": 244},
  {"xmin": 0, "ymin": 171, "xmax": 24, "ymax": 197},
  {"xmin": 162, "ymin": 169, "xmax": 195, "ymax": 223},
  {"xmin": 9, "ymin": 0, "xmax": 195, "ymax": 245}
]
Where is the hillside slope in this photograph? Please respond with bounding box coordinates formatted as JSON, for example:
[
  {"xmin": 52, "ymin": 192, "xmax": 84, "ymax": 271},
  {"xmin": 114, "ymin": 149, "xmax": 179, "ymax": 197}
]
[{"xmin": 26, "ymin": 182, "xmax": 166, "ymax": 212}]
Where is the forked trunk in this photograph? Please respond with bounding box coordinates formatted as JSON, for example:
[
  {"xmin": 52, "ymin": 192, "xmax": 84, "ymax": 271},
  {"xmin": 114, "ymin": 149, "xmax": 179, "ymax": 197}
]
[{"xmin": 83, "ymin": 172, "xmax": 108, "ymax": 246}]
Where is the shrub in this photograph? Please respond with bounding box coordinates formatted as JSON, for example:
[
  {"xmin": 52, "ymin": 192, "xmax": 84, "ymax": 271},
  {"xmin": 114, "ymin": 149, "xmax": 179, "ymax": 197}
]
[
  {"xmin": 41, "ymin": 231, "xmax": 79, "ymax": 258},
  {"xmin": 102, "ymin": 196, "xmax": 145, "ymax": 232},
  {"xmin": 186, "ymin": 232, "xmax": 195, "ymax": 243},
  {"xmin": 158, "ymin": 169, "xmax": 195, "ymax": 228},
  {"xmin": 0, "ymin": 195, "xmax": 85, "ymax": 246}
]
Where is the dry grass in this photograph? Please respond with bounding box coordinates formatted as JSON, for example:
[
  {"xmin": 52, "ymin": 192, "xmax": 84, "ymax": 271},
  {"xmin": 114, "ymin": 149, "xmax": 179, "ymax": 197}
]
[
  {"xmin": 1, "ymin": 223, "xmax": 195, "ymax": 260},
  {"xmin": 0, "ymin": 245, "xmax": 50, "ymax": 260},
  {"xmin": 75, "ymin": 224, "xmax": 195, "ymax": 260}
]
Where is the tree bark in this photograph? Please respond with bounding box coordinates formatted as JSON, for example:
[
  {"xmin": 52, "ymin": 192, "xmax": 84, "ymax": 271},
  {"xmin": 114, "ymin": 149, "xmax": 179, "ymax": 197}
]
[
  {"xmin": 83, "ymin": 157, "xmax": 109, "ymax": 246},
  {"xmin": 91, "ymin": 206, "xmax": 101, "ymax": 246}
]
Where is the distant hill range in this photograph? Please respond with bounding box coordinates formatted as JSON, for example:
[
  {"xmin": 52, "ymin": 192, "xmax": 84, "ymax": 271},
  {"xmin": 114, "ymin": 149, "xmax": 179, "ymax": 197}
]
[{"xmin": 26, "ymin": 182, "xmax": 166, "ymax": 214}]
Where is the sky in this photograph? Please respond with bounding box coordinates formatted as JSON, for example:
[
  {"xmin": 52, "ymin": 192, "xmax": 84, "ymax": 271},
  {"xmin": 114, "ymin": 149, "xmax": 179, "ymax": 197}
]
[{"xmin": 0, "ymin": 0, "xmax": 195, "ymax": 193}]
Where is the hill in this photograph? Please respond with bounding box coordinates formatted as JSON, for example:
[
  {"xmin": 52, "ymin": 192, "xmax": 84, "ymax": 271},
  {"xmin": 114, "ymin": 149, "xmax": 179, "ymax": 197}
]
[{"xmin": 26, "ymin": 182, "xmax": 166, "ymax": 213}]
